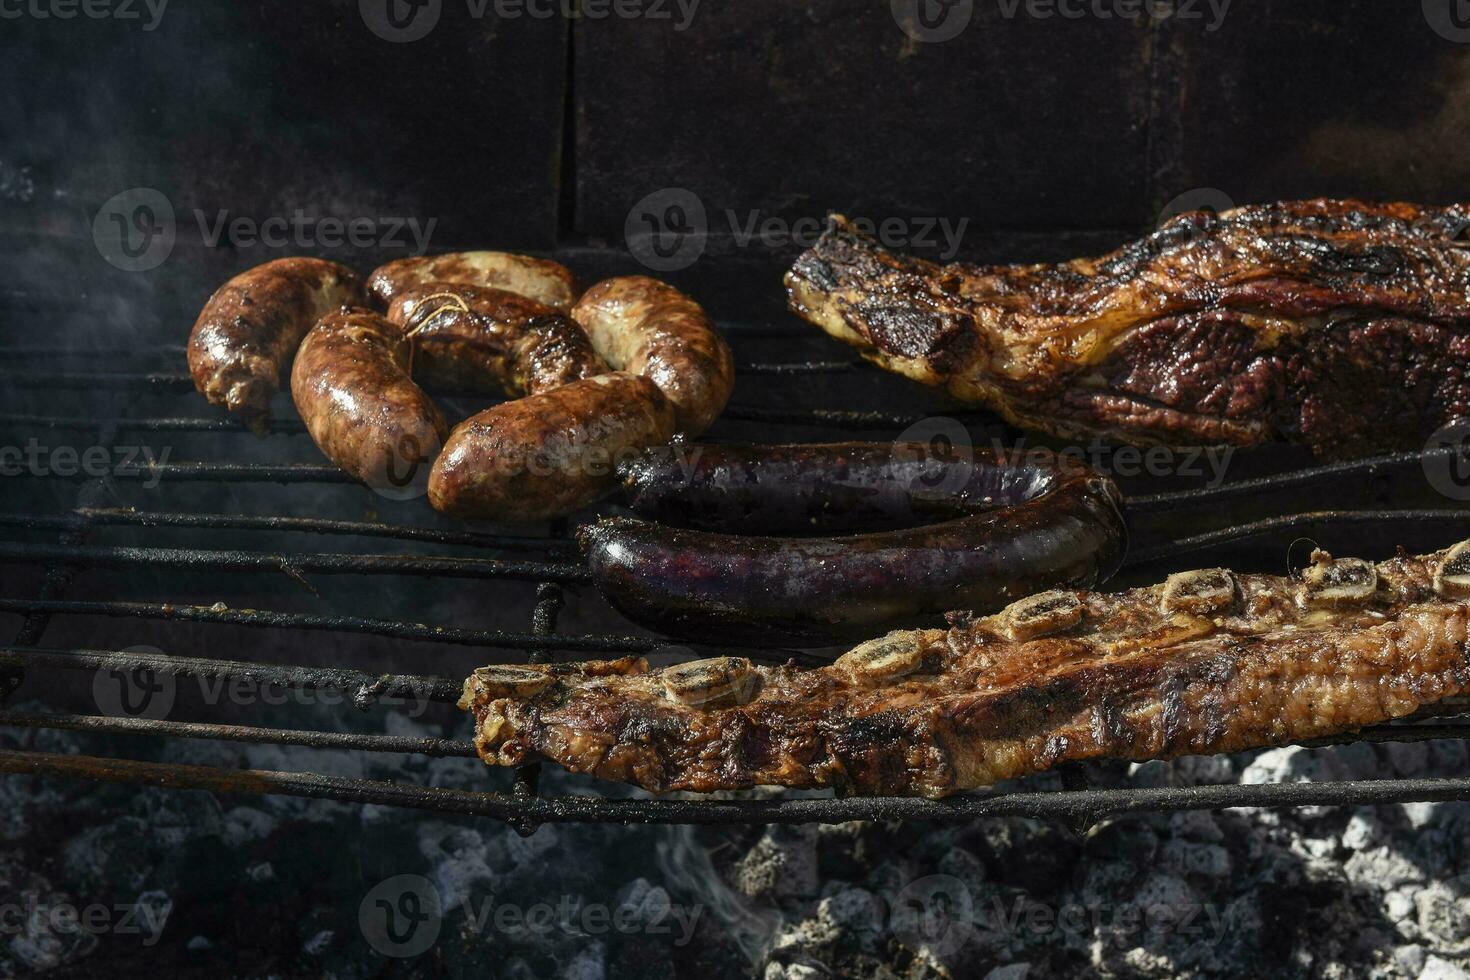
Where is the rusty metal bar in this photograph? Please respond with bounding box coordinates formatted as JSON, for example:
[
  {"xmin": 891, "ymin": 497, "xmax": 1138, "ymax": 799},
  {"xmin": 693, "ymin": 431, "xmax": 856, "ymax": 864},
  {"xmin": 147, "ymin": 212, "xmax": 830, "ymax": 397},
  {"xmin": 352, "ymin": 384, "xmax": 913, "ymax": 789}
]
[
  {"xmin": 1124, "ymin": 510, "xmax": 1470, "ymax": 568},
  {"xmin": 0, "ymin": 541, "xmax": 590, "ymax": 584},
  {"xmin": 0, "ymin": 644, "xmax": 464, "ymax": 706},
  {"xmin": 0, "ymin": 599, "xmax": 654, "ymax": 653},
  {"xmin": 0, "ymin": 712, "xmax": 477, "ymax": 758},
  {"xmin": 5, "ymin": 749, "xmax": 1470, "ymax": 826},
  {"xmin": 0, "ymin": 509, "xmax": 570, "ymax": 554}
]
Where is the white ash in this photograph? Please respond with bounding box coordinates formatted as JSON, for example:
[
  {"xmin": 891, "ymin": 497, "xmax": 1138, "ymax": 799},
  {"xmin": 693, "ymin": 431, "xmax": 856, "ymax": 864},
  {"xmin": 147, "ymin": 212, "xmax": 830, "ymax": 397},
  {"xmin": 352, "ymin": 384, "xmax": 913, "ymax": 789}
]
[{"xmin": 1, "ymin": 701, "xmax": 1468, "ymax": 978}]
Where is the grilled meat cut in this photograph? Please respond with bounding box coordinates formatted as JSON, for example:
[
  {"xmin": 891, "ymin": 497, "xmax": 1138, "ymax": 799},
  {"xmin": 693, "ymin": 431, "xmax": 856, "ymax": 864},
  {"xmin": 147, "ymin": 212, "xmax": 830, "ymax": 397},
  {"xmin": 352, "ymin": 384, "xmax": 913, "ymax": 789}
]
[
  {"xmin": 785, "ymin": 200, "xmax": 1470, "ymax": 458},
  {"xmin": 462, "ymin": 541, "xmax": 1470, "ymax": 797}
]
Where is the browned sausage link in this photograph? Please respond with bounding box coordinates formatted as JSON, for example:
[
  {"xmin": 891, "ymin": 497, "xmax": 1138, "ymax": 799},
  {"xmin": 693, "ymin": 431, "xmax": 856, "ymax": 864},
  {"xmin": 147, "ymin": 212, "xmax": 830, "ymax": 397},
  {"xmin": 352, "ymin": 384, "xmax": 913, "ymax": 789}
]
[
  {"xmin": 188, "ymin": 258, "xmax": 365, "ymax": 434},
  {"xmin": 385, "ymin": 283, "xmax": 608, "ymax": 396},
  {"xmin": 291, "ymin": 309, "xmax": 448, "ymax": 496},
  {"xmin": 572, "ymin": 276, "xmax": 735, "ymax": 435},
  {"xmin": 367, "ymin": 252, "xmax": 579, "ymax": 312},
  {"xmin": 429, "ymin": 373, "xmax": 675, "ymax": 524}
]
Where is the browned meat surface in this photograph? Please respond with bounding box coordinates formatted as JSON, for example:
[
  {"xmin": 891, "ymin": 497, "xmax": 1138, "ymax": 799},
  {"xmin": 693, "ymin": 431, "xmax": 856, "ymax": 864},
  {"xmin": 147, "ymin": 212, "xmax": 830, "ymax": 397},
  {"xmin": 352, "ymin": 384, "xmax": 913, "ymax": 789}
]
[
  {"xmin": 385, "ymin": 283, "xmax": 608, "ymax": 396},
  {"xmin": 462, "ymin": 542, "xmax": 1470, "ymax": 797},
  {"xmin": 572, "ymin": 276, "xmax": 735, "ymax": 436},
  {"xmin": 291, "ymin": 308, "xmax": 447, "ymax": 493},
  {"xmin": 785, "ymin": 200, "xmax": 1470, "ymax": 458},
  {"xmin": 367, "ymin": 252, "xmax": 579, "ymax": 311},
  {"xmin": 188, "ymin": 257, "xmax": 365, "ymax": 434}
]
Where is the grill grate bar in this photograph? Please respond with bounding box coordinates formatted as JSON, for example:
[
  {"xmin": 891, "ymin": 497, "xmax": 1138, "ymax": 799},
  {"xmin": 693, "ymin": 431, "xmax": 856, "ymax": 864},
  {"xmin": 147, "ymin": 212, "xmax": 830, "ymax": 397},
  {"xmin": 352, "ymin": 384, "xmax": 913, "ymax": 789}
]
[
  {"xmin": 1129, "ymin": 447, "xmax": 1458, "ymax": 511},
  {"xmin": 0, "ymin": 712, "xmax": 478, "ymax": 758},
  {"xmin": 0, "ymin": 541, "xmax": 590, "ymax": 584},
  {"xmin": 5, "ymin": 748, "xmax": 1470, "ymax": 826},
  {"xmin": 0, "ymin": 598, "xmax": 655, "ymax": 653},
  {"xmin": 0, "ymin": 509, "xmax": 569, "ymax": 553},
  {"xmin": 0, "ymin": 644, "xmax": 463, "ymax": 705},
  {"xmin": 1123, "ymin": 510, "xmax": 1470, "ymax": 568},
  {"xmin": 0, "ymin": 412, "xmax": 308, "ymax": 435},
  {"xmin": 6, "ymin": 461, "xmax": 353, "ymax": 484}
]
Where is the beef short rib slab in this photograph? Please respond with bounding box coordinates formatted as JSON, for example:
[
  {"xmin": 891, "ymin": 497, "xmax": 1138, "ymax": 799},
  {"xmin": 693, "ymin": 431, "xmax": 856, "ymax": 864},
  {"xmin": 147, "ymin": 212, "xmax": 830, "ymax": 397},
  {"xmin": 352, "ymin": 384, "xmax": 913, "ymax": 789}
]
[
  {"xmin": 461, "ymin": 543, "xmax": 1470, "ymax": 798},
  {"xmin": 784, "ymin": 200, "xmax": 1470, "ymax": 458}
]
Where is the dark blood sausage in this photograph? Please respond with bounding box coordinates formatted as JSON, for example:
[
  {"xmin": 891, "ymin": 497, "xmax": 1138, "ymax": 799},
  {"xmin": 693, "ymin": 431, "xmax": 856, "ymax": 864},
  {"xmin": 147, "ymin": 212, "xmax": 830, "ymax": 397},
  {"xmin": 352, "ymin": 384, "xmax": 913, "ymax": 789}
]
[
  {"xmin": 291, "ymin": 309, "xmax": 448, "ymax": 497},
  {"xmin": 429, "ymin": 373, "xmax": 676, "ymax": 524},
  {"xmin": 385, "ymin": 283, "xmax": 608, "ymax": 395},
  {"xmin": 582, "ymin": 445, "xmax": 1128, "ymax": 644},
  {"xmin": 572, "ymin": 276, "xmax": 734, "ymax": 435},
  {"xmin": 188, "ymin": 258, "xmax": 366, "ymax": 434},
  {"xmin": 620, "ymin": 441, "xmax": 1060, "ymax": 534},
  {"xmin": 368, "ymin": 252, "xmax": 579, "ymax": 312}
]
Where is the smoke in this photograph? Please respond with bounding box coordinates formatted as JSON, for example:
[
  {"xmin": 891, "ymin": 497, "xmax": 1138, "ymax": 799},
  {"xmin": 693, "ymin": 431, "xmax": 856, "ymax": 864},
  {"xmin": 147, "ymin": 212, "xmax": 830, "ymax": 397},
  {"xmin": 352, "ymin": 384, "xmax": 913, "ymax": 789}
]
[{"xmin": 655, "ymin": 823, "xmax": 781, "ymax": 966}]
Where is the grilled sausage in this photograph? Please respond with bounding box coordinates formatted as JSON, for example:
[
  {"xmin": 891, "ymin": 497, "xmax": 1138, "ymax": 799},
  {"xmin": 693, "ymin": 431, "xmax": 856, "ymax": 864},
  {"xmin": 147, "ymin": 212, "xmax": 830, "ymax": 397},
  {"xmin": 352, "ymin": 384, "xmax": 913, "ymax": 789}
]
[
  {"xmin": 572, "ymin": 277, "xmax": 734, "ymax": 435},
  {"xmin": 429, "ymin": 373, "xmax": 675, "ymax": 523},
  {"xmin": 368, "ymin": 252, "xmax": 579, "ymax": 312},
  {"xmin": 188, "ymin": 258, "xmax": 366, "ymax": 434},
  {"xmin": 619, "ymin": 441, "xmax": 1058, "ymax": 534},
  {"xmin": 291, "ymin": 309, "xmax": 448, "ymax": 498},
  {"xmin": 385, "ymin": 283, "xmax": 607, "ymax": 396},
  {"xmin": 582, "ymin": 444, "xmax": 1128, "ymax": 644}
]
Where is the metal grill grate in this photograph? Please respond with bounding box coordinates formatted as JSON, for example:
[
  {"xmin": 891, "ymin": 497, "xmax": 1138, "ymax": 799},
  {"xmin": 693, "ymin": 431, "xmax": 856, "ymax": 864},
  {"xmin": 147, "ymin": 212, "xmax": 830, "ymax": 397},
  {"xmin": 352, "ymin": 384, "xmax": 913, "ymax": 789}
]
[{"xmin": 3, "ymin": 335, "xmax": 1470, "ymax": 835}]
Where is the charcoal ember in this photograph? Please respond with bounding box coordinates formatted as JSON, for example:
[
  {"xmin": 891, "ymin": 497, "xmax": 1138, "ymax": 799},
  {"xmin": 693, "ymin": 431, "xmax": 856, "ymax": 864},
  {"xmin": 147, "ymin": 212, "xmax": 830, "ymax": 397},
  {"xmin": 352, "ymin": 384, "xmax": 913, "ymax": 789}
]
[
  {"xmin": 1082, "ymin": 820, "xmax": 1160, "ymax": 866},
  {"xmin": 1422, "ymin": 955, "xmax": 1470, "ymax": 980},
  {"xmin": 0, "ymin": 862, "xmax": 97, "ymax": 973},
  {"xmin": 1414, "ymin": 883, "xmax": 1470, "ymax": 947},
  {"xmin": 1159, "ymin": 839, "xmax": 1233, "ymax": 881},
  {"xmin": 1346, "ymin": 847, "xmax": 1431, "ymax": 892},
  {"xmin": 732, "ymin": 826, "xmax": 820, "ymax": 900},
  {"xmin": 966, "ymin": 818, "xmax": 1079, "ymax": 896}
]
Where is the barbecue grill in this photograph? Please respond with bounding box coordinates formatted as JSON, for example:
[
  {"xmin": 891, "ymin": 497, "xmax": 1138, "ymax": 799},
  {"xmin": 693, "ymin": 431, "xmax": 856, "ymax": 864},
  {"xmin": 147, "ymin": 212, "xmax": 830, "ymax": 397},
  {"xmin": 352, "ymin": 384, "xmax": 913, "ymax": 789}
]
[{"xmin": 5, "ymin": 302, "xmax": 1470, "ymax": 838}]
